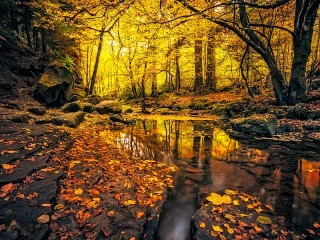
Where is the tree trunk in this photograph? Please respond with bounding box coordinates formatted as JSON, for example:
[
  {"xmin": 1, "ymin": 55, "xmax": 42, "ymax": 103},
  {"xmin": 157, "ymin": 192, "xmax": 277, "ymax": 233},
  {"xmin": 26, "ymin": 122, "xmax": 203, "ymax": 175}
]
[
  {"xmin": 206, "ymin": 32, "xmax": 216, "ymax": 90},
  {"xmin": 24, "ymin": 5, "xmax": 32, "ymax": 49},
  {"xmin": 194, "ymin": 39, "xmax": 203, "ymax": 92},
  {"xmin": 287, "ymin": 0, "xmax": 319, "ymax": 104},
  {"xmin": 89, "ymin": 24, "xmax": 106, "ymax": 94},
  {"xmin": 175, "ymin": 53, "xmax": 181, "ymax": 91},
  {"xmin": 41, "ymin": 28, "xmax": 46, "ymax": 54}
]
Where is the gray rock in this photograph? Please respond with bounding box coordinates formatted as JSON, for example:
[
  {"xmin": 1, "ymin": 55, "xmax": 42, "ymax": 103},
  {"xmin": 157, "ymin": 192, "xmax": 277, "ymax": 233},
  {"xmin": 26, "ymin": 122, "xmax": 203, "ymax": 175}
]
[
  {"xmin": 28, "ymin": 106, "xmax": 46, "ymax": 116},
  {"xmin": 61, "ymin": 101, "xmax": 82, "ymax": 113},
  {"xmin": 230, "ymin": 114, "xmax": 278, "ymax": 137},
  {"xmin": 34, "ymin": 66, "xmax": 74, "ymax": 106},
  {"xmin": 94, "ymin": 100, "xmax": 122, "ymax": 114},
  {"xmin": 52, "ymin": 111, "xmax": 84, "ymax": 128}
]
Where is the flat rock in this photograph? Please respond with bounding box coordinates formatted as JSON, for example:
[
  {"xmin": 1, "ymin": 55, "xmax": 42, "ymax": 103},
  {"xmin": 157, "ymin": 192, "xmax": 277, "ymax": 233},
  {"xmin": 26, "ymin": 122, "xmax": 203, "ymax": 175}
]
[
  {"xmin": 28, "ymin": 106, "xmax": 46, "ymax": 116},
  {"xmin": 52, "ymin": 111, "xmax": 84, "ymax": 128},
  {"xmin": 185, "ymin": 166, "xmax": 205, "ymax": 173},
  {"xmin": 230, "ymin": 114, "xmax": 278, "ymax": 137},
  {"xmin": 61, "ymin": 101, "xmax": 82, "ymax": 113},
  {"xmin": 94, "ymin": 100, "xmax": 122, "ymax": 114}
]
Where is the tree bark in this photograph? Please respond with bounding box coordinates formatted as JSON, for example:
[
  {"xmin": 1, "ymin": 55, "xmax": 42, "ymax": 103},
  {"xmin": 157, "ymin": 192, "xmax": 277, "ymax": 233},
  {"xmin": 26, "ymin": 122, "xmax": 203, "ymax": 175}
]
[
  {"xmin": 24, "ymin": 5, "xmax": 32, "ymax": 49},
  {"xmin": 287, "ymin": 0, "xmax": 319, "ymax": 104},
  {"xmin": 175, "ymin": 53, "xmax": 181, "ymax": 91},
  {"xmin": 206, "ymin": 31, "xmax": 216, "ymax": 90},
  {"xmin": 194, "ymin": 39, "xmax": 203, "ymax": 92},
  {"xmin": 89, "ymin": 24, "xmax": 106, "ymax": 94}
]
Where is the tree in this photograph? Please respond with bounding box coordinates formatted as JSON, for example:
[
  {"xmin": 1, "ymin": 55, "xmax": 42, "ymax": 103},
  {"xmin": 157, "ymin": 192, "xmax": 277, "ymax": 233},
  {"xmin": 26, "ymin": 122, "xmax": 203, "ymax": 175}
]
[{"xmin": 177, "ymin": 0, "xmax": 320, "ymax": 105}]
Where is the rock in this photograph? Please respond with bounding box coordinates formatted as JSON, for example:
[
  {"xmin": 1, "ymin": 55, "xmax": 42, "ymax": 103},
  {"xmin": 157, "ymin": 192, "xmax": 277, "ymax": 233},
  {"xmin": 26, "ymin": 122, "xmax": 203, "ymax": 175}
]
[
  {"xmin": 230, "ymin": 114, "xmax": 278, "ymax": 137},
  {"xmin": 61, "ymin": 101, "xmax": 82, "ymax": 113},
  {"xmin": 310, "ymin": 78, "xmax": 320, "ymax": 90},
  {"xmin": 186, "ymin": 172, "xmax": 206, "ymax": 183},
  {"xmin": 81, "ymin": 102, "xmax": 93, "ymax": 113},
  {"xmin": 286, "ymin": 104, "xmax": 310, "ymax": 120},
  {"xmin": 85, "ymin": 95, "xmax": 102, "ymax": 105},
  {"xmin": 10, "ymin": 113, "xmax": 30, "ymax": 123},
  {"xmin": 28, "ymin": 106, "xmax": 46, "ymax": 116},
  {"xmin": 34, "ymin": 66, "xmax": 74, "ymax": 106},
  {"xmin": 124, "ymin": 108, "xmax": 134, "ymax": 114},
  {"xmin": 268, "ymin": 108, "xmax": 286, "ymax": 119},
  {"xmin": 34, "ymin": 117, "xmax": 52, "ymax": 124},
  {"xmin": 94, "ymin": 101, "xmax": 122, "ymax": 114},
  {"xmin": 276, "ymin": 123, "xmax": 295, "ymax": 133},
  {"xmin": 52, "ymin": 111, "xmax": 84, "ymax": 128},
  {"xmin": 307, "ymin": 110, "xmax": 320, "ymax": 120},
  {"xmin": 185, "ymin": 166, "xmax": 205, "ymax": 173}
]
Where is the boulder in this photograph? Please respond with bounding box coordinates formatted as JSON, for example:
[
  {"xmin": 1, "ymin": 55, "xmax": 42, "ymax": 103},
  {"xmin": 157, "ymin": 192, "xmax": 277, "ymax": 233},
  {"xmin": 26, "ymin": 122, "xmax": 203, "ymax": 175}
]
[
  {"xmin": 10, "ymin": 113, "xmax": 30, "ymax": 123},
  {"xmin": 34, "ymin": 66, "xmax": 74, "ymax": 106},
  {"xmin": 286, "ymin": 104, "xmax": 310, "ymax": 120},
  {"xmin": 94, "ymin": 100, "xmax": 122, "ymax": 114},
  {"xmin": 52, "ymin": 111, "xmax": 84, "ymax": 128},
  {"xmin": 28, "ymin": 106, "xmax": 46, "ymax": 116},
  {"xmin": 81, "ymin": 102, "xmax": 93, "ymax": 113},
  {"xmin": 85, "ymin": 95, "xmax": 102, "ymax": 105},
  {"xmin": 61, "ymin": 101, "xmax": 82, "ymax": 113},
  {"xmin": 230, "ymin": 114, "xmax": 278, "ymax": 137},
  {"xmin": 124, "ymin": 108, "xmax": 134, "ymax": 114},
  {"xmin": 310, "ymin": 78, "xmax": 320, "ymax": 90}
]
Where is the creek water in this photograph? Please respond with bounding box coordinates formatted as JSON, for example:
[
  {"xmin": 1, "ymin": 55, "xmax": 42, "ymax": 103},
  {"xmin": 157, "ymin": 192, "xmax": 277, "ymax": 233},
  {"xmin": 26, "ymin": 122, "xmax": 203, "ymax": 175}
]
[{"xmin": 103, "ymin": 119, "xmax": 320, "ymax": 239}]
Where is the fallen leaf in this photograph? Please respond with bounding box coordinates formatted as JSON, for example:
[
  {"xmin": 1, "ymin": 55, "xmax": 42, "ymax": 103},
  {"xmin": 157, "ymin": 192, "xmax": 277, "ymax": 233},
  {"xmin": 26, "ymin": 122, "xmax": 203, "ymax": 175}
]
[
  {"xmin": 2, "ymin": 164, "xmax": 14, "ymax": 171},
  {"xmin": 225, "ymin": 189, "xmax": 237, "ymax": 195},
  {"xmin": 227, "ymin": 227, "xmax": 234, "ymax": 234},
  {"xmin": 74, "ymin": 188, "xmax": 83, "ymax": 195},
  {"xmin": 257, "ymin": 216, "xmax": 272, "ymax": 225},
  {"xmin": 107, "ymin": 210, "xmax": 115, "ymax": 217},
  {"xmin": 199, "ymin": 222, "xmax": 206, "ymax": 228},
  {"xmin": 92, "ymin": 189, "xmax": 99, "ymax": 195},
  {"xmin": 313, "ymin": 222, "xmax": 320, "ymax": 228},
  {"xmin": 1, "ymin": 183, "xmax": 13, "ymax": 193},
  {"xmin": 232, "ymin": 200, "xmax": 240, "ymax": 206},
  {"xmin": 37, "ymin": 214, "xmax": 50, "ymax": 224},
  {"xmin": 136, "ymin": 211, "xmax": 145, "ymax": 219},
  {"xmin": 222, "ymin": 195, "xmax": 232, "ymax": 204},
  {"xmin": 206, "ymin": 193, "xmax": 223, "ymax": 205},
  {"xmin": 41, "ymin": 203, "xmax": 52, "ymax": 207},
  {"xmin": 212, "ymin": 225, "xmax": 223, "ymax": 232},
  {"xmin": 124, "ymin": 200, "xmax": 136, "ymax": 206}
]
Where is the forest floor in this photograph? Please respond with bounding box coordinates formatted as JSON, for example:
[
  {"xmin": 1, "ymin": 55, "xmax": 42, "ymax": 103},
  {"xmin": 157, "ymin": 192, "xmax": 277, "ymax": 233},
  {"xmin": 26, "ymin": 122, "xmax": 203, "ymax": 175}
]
[{"xmin": 1, "ymin": 90, "xmax": 320, "ymax": 239}]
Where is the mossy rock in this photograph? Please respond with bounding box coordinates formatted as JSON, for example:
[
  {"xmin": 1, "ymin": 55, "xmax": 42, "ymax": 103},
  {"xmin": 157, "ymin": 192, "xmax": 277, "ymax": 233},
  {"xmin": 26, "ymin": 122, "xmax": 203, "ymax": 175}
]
[{"xmin": 230, "ymin": 114, "xmax": 278, "ymax": 137}]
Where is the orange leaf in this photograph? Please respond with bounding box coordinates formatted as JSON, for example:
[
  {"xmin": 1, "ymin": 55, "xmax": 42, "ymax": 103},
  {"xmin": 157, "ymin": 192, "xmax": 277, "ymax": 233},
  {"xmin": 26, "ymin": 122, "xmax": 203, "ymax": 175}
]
[
  {"xmin": 1, "ymin": 183, "xmax": 13, "ymax": 193},
  {"xmin": 136, "ymin": 211, "xmax": 144, "ymax": 219},
  {"xmin": 199, "ymin": 222, "xmax": 206, "ymax": 228}
]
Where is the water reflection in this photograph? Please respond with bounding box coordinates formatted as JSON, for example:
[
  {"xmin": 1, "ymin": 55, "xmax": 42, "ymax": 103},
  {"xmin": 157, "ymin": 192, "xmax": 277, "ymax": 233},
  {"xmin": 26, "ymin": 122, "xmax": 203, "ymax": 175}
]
[{"xmin": 101, "ymin": 119, "xmax": 320, "ymax": 236}]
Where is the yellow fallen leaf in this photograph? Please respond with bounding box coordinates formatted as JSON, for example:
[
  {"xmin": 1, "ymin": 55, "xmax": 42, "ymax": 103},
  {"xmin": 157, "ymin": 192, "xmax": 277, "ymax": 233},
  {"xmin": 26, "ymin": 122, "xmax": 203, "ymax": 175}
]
[
  {"xmin": 37, "ymin": 214, "xmax": 50, "ymax": 224},
  {"xmin": 247, "ymin": 204, "xmax": 254, "ymax": 209},
  {"xmin": 74, "ymin": 188, "xmax": 83, "ymax": 195},
  {"xmin": 219, "ymin": 234, "xmax": 227, "ymax": 240},
  {"xmin": 224, "ymin": 214, "xmax": 234, "ymax": 220},
  {"xmin": 253, "ymin": 225, "xmax": 263, "ymax": 233},
  {"xmin": 129, "ymin": 237, "xmax": 136, "ymax": 240},
  {"xmin": 225, "ymin": 189, "xmax": 237, "ymax": 195},
  {"xmin": 199, "ymin": 222, "xmax": 206, "ymax": 228},
  {"xmin": 136, "ymin": 211, "xmax": 144, "ymax": 219},
  {"xmin": 257, "ymin": 216, "xmax": 272, "ymax": 225},
  {"xmin": 313, "ymin": 222, "xmax": 320, "ymax": 228},
  {"xmin": 206, "ymin": 193, "xmax": 223, "ymax": 205},
  {"xmin": 227, "ymin": 227, "xmax": 234, "ymax": 234},
  {"xmin": 222, "ymin": 195, "xmax": 232, "ymax": 204},
  {"xmin": 124, "ymin": 200, "xmax": 136, "ymax": 206},
  {"xmin": 232, "ymin": 200, "xmax": 239, "ymax": 206},
  {"xmin": 212, "ymin": 225, "xmax": 223, "ymax": 232},
  {"xmin": 255, "ymin": 206, "xmax": 263, "ymax": 213}
]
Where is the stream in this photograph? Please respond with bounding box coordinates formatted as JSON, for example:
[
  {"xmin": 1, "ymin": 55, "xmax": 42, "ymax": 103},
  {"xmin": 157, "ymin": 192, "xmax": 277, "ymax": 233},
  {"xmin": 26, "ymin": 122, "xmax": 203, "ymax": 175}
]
[{"xmin": 103, "ymin": 119, "xmax": 320, "ymax": 239}]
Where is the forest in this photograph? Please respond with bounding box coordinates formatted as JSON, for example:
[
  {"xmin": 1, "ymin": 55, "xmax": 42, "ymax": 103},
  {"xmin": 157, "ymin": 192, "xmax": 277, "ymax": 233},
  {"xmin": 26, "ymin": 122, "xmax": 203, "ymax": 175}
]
[{"xmin": 0, "ymin": 0, "xmax": 320, "ymax": 240}]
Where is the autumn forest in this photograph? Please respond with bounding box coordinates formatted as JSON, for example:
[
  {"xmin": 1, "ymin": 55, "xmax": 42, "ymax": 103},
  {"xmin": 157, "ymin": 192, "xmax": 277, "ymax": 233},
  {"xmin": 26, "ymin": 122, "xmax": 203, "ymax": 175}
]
[{"xmin": 0, "ymin": 0, "xmax": 320, "ymax": 240}]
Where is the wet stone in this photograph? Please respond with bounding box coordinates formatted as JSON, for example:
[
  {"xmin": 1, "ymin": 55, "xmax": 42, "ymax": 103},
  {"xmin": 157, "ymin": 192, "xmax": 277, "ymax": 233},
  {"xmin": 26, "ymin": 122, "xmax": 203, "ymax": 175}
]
[
  {"xmin": 185, "ymin": 172, "xmax": 206, "ymax": 183},
  {"xmin": 185, "ymin": 166, "xmax": 205, "ymax": 173}
]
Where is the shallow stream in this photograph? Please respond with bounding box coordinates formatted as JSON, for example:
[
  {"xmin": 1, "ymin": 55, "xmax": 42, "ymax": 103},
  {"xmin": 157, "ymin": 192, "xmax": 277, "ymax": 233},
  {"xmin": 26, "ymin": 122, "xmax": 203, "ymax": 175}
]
[{"xmin": 103, "ymin": 119, "xmax": 320, "ymax": 239}]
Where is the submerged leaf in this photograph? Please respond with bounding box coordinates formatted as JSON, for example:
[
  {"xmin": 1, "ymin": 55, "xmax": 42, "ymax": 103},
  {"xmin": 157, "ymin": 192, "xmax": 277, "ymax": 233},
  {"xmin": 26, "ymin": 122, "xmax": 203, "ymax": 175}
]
[
  {"xmin": 225, "ymin": 189, "xmax": 237, "ymax": 195},
  {"xmin": 257, "ymin": 216, "xmax": 272, "ymax": 225},
  {"xmin": 212, "ymin": 225, "xmax": 223, "ymax": 232},
  {"xmin": 199, "ymin": 222, "xmax": 206, "ymax": 228},
  {"xmin": 37, "ymin": 214, "xmax": 50, "ymax": 224}
]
